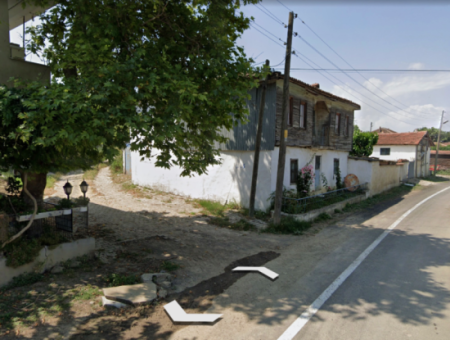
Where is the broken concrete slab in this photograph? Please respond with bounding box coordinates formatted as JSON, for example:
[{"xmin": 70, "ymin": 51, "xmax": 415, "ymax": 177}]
[
  {"xmin": 102, "ymin": 296, "xmax": 128, "ymax": 308},
  {"xmin": 103, "ymin": 282, "xmax": 157, "ymax": 306}
]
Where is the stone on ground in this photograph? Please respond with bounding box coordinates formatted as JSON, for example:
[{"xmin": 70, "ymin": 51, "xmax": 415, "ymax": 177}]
[
  {"xmin": 141, "ymin": 272, "xmax": 173, "ymax": 284},
  {"xmin": 103, "ymin": 282, "xmax": 157, "ymax": 306},
  {"xmin": 102, "ymin": 296, "xmax": 128, "ymax": 308}
]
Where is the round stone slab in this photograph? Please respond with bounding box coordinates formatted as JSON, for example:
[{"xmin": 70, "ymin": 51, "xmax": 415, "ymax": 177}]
[{"xmin": 103, "ymin": 282, "xmax": 157, "ymax": 306}]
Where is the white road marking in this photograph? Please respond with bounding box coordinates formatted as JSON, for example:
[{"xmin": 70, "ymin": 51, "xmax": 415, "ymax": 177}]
[
  {"xmin": 232, "ymin": 266, "xmax": 279, "ymax": 280},
  {"xmin": 277, "ymin": 186, "xmax": 450, "ymax": 340},
  {"xmin": 164, "ymin": 300, "xmax": 222, "ymax": 323}
]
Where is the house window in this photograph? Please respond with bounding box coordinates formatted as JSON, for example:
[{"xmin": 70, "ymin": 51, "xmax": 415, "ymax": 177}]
[
  {"xmin": 290, "ymin": 159, "xmax": 298, "ymax": 184},
  {"xmin": 333, "ymin": 158, "xmax": 340, "ymax": 178},
  {"xmin": 344, "ymin": 116, "xmax": 349, "ymax": 136},
  {"xmin": 380, "ymin": 148, "xmax": 391, "ymax": 155},
  {"xmin": 300, "ymin": 101, "xmax": 306, "ymax": 128},
  {"xmin": 335, "ymin": 113, "xmax": 341, "ymax": 134},
  {"xmin": 288, "ymin": 97, "xmax": 293, "ymax": 126}
]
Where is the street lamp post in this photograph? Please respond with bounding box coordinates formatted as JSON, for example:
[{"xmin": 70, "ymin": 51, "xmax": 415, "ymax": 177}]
[
  {"xmin": 79, "ymin": 180, "xmax": 89, "ymax": 199},
  {"xmin": 63, "ymin": 180, "xmax": 73, "ymax": 200}
]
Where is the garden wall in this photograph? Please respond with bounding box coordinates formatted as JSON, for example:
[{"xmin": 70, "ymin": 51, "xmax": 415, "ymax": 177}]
[
  {"xmin": 0, "ymin": 237, "xmax": 95, "ymax": 288},
  {"xmin": 348, "ymin": 157, "xmax": 409, "ymax": 196}
]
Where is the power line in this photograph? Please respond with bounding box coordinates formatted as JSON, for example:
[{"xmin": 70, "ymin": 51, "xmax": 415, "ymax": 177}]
[
  {"xmin": 246, "ymin": 16, "xmax": 433, "ymax": 126},
  {"xmin": 275, "ymin": 0, "xmax": 435, "ymax": 117},
  {"xmin": 291, "ymin": 47, "xmax": 432, "ymax": 124},
  {"xmin": 296, "ymin": 35, "xmax": 430, "ymax": 119},
  {"xmin": 291, "ymin": 11, "xmax": 433, "ymax": 116},
  {"xmin": 253, "ymin": 4, "xmax": 283, "ymax": 25},
  {"xmin": 272, "ymin": 68, "xmax": 450, "ymax": 73},
  {"xmin": 251, "ymin": 20, "xmax": 286, "ymax": 45}
]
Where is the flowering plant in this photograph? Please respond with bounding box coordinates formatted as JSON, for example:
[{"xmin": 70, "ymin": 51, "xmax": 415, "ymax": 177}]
[{"xmin": 297, "ymin": 165, "xmax": 314, "ymax": 198}]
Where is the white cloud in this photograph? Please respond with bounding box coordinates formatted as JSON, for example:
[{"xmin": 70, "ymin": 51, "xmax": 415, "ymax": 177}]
[
  {"xmin": 408, "ymin": 62, "xmax": 425, "ymax": 70},
  {"xmin": 330, "ymin": 73, "xmax": 448, "ymax": 133}
]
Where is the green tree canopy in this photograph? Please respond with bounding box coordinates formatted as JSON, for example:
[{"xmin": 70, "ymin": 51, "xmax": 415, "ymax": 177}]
[
  {"xmin": 350, "ymin": 125, "xmax": 379, "ymax": 157},
  {"xmin": 22, "ymin": 0, "xmax": 265, "ymax": 176}
]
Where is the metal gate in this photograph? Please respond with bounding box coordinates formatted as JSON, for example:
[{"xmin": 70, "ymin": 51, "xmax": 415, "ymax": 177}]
[{"xmin": 408, "ymin": 161, "xmax": 415, "ymax": 178}]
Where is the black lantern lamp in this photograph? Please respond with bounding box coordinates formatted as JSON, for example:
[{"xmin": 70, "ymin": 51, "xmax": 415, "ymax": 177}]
[
  {"xmin": 80, "ymin": 180, "xmax": 89, "ymax": 198},
  {"xmin": 63, "ymin": 180, "xmax": 73, "ymax": 200}
]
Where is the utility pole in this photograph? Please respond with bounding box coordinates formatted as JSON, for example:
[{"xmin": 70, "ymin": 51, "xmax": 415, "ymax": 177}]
[
  {"xmin": 369, "ymin": 122, "xmax": 373, "ymax": 132},
  {"xmin": 273, "ymin": 12, "xmax": 294, "ymax": 224},
  {"xmin": 434, "ymin": 110, "xmax": 447, "ymax": 175},
  {"xmin": 249, "ymin": 59, "xmax": 270, "ymax": 218}
]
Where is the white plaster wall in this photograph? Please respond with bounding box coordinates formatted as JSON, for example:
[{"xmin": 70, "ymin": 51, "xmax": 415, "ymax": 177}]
[
  {"xmin": 131, "ymin": 150, "xmax": 273, "ymax": 210},
  {"xmin": 348, "ymin": 158, "xmax": 409, "ymax": 196},
  {"xmin": 347, "ymin": 158, "xmax": 373, "ymax": 188},
  {"xmin": 271, "ymin": 147, "xmax": 349, "ymax": 193},
  {"xmin": 372, "ymin": 145, "xmax": 417, "ymax": 161}
]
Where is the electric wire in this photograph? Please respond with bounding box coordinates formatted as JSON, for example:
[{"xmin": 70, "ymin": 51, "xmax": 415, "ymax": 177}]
[
  {"xmin": 275, "ymin": 0, "xmax": 434, "ymax": 117},
  {"xmin": 271, "ymin": 68, "xmax": 450, "ymax": 73},
  {"xmin": 253, "ymin": 4, "xmax": 284, "ymax": 25},
  {"xmin": 297, "ymin": 35, "xmax": 431, "ymax": 119}
]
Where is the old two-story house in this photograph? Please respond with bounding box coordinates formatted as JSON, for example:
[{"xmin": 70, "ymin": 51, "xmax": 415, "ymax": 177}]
[
  {"xmin": 130, "ymin": 72, "xmax": 360, "ymax": 210},
  {"xmin": 0, "ymin": 0, "xmax": 51, "ymax": 85}
]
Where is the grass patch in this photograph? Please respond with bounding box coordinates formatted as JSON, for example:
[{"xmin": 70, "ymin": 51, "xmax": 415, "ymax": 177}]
[
  {"xmin": 104, "ymin": 273, "xmax": 141, "ymax": 287},
  {"xmin": 263, "ymin": 216, "xmax": 312, "ymax": 235},
  {"xmin": 71, "ymin": 284, "xmax": 102, "ymax": 301},
  {"xmin": 437, "ymin": 169, "xmax": 450, "ymax": 176},
  {"xmin": 314, "ymin": 213, "xmax": 332, "ymax": 222},
  {"xmin": 342, "ymin": 185, "xmax": 413, "ymax": 213},
  {"xmin": 334, "ymin": 208, "xmax": 342, "ymax": 214},
  {"xmin": 46, "ymin": 172, "xmax": 64, "ymax": 189},
  {"xmin": 239, "ymin": 207, "xmax": 271, "ymax": 221},
  {"xmin": 84, "ymin": 163, "xmax": 108, "ymax": 181},
  {"xmin": 190, "ymin": 199, "xmax": 240, "ymax": 217},
  {"xmin": 160, "ymin": 261, "xmax": 180, "ymax": 272},
  {"xmin": 421, "ymin": 175, "xmax": 449, "ymax": 182},
  {"xmin": 209, "ymin": 217, "xmax": 257, "ymax": 231},
  {"xmin": 110, "ymin": 152, "xmax": 123, "ymax": 175}
]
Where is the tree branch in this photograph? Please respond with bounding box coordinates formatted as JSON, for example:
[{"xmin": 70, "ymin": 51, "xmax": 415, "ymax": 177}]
[{"xmin": 1, "ymin": 172, "xmax": 38, "ymax": 248}]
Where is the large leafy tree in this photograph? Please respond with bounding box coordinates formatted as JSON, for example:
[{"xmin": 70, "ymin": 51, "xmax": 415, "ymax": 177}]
[{"xmin": 0, "ymin": 0, "xmax": 265, "ymax": 205}]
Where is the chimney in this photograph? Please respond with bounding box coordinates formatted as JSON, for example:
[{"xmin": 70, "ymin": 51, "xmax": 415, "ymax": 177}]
[{"xmin": 311, "ymin": 83, "xmax": 320, "ymax": 89}]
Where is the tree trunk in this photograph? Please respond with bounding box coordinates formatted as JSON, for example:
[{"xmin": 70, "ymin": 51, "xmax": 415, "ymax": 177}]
[{"xmin": 21, "ymin": 172, "xmax": 47, "ymax": 208}]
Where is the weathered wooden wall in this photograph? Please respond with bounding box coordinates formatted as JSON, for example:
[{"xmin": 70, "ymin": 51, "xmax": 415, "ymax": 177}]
[{"xmin": 215, "ymin": 83, "xmax": 277, "ymax": 151}]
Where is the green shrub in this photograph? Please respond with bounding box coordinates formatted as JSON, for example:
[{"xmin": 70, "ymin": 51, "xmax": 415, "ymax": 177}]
[
  {"xmin": 314, "ymin": 213, "xmax": 332, "ymax": 222},
  {"xmin": 55, "ymin": 198, "xmax": 74, "ymax": 210},
  {"xmin": 4, "ymin": 238, "xmax": 42, "ymax": 268},
  {"xmin": 110, "ymin": 152, "xmax": 123, "ymax": 175},
  {"xmin": 104, "ymin": 273, "xmax": 140, "ymax": 287},
  {"xmin": 334, "ymin": 208, "xmax": 342, "ymax": 214},
  {"xmin": 161, "ymin": 261, "xmax": 180, "ymax": 272},
  {"xmin": 264, "ymin": 216, "xmax": 312, "ymax": 235},
  {"xmin": 0, "ymin": 272, "xmax": 44, "ymax": 291}
]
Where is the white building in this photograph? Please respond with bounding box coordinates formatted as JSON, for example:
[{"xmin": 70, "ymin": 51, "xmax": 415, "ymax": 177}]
[
  {"xmin": 130, "ymin": 73, "xmax": 361, "ymax": 210},
  {"xmin": 371, "ymin": 131, "xmax": 434, "ymax": 178}
]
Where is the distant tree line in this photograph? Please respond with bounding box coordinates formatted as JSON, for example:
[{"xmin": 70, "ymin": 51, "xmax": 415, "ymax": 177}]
[{"xmin": 416, "ymin": 127, "xmax": 450, "ymax": 143}]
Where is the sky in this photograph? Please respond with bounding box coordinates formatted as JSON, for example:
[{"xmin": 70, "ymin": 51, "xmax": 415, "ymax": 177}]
[
  {"xmin": 237, "ymin": 0, "xmax": 450, "ymax": 133},
  {"xmin": 9, "ymin": 0, "xmax": 450, "ymax": 133}
]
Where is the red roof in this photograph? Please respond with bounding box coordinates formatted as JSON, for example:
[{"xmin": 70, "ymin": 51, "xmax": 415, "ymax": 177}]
[
  {"xmin": 376, "ymin": 131, "xmax": 435, "ymax": 146},
  {"xmin": 431, "ymin": 150, "xmax": 450, "ymax": 155}
]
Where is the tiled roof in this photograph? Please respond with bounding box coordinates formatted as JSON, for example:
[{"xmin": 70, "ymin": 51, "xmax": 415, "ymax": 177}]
[
  {"xmin": 376, "ymin": 127, "xmax": 397, "ymax": 134},
  {"xmin": 270, "ymin": 73, "xmax": 361, "ymax": 109},
  {"xmin": 376, "ymin": 131, "xmax": 434, "ymax": 146},
  {"xmin": 430, "ymin": 150, "xmax": 450, "ymax": 155}
]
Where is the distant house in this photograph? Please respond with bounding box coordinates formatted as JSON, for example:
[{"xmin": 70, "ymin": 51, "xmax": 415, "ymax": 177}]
[
  {"xmin": 371, "ymin": 131, "xmax": 434, "ymax": 177},
  {"xmin": 430, "ymin": 150, "xmax": 450, "ymax": 170},
  {"xmin": 129, "ymin": 73, "xmax": 361, "ymax": 210},
  {"xmin": 375, "ymin": 127, "xmax": 397, "ymax": 134}
]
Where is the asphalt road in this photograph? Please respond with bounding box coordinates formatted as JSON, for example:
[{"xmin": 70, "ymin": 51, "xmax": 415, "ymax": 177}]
[{"xmin": 170, "ymin": 182, "xmax": 450, "ymax": 340}]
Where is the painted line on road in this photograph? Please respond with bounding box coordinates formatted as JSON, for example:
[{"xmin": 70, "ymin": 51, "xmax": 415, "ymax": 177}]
[{"xmin": 277, "ymin": 186, "xmax": 450, "ymax": 340}]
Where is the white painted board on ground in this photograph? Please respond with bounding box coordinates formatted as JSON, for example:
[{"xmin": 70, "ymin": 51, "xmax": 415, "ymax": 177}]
[
  {"xmin": 232, "ymin": 266, "xmax": 279, "ymax": 280},
  {"xmin": 164, "ymin": 300, "xmax": 222, "ymax": 323}
]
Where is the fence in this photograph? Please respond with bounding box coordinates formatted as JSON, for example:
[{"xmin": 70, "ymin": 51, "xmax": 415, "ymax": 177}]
[
  {"xmin": 6, "ymin": 203, "xmax": 89, "ymax": 241},
  {"xmin": 282, "ymin": 183, "xmax": 368, "ymax": 215}
]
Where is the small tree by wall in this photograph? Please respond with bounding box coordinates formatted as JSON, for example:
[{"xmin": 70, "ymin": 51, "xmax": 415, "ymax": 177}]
[{"xmin": 350, "ymin": 126, "xmax": 379, "ymax": 157}]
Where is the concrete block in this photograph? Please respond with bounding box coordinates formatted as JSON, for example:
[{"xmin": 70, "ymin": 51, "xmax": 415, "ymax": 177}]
[
  {"xmin": 103, "ymin": 282, "xmax": 157, "ymax": 306},
  {"xmin": 102, "ymin": 296, "xmax": 128, "ymax": 308}
]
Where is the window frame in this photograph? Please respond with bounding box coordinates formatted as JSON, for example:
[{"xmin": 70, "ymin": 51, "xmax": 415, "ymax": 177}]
[
  {"xmin": 290, "ymin": 159, "xmax": 299, "ymax": 184},
  {"xmin": 333, "ymin": 158, "xmax": 340, "ymax": 179},
  {"xmin": 344, "ymin": 116, "xmax": 349, "ymax": 136},
  {"xmin": 335, "ymin": 113, "xmax": 341, "ymax": 134},
  {"xmin": 299, "ymin": 101, "xmax": 306, "ymax": 129},
  {"xmin": 380, "ymin": 148, "xmax": 391, "ymax": 156},
  {"xmin": 288, "ymin": 96, "xmax": 294, "ymax": 126}
]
